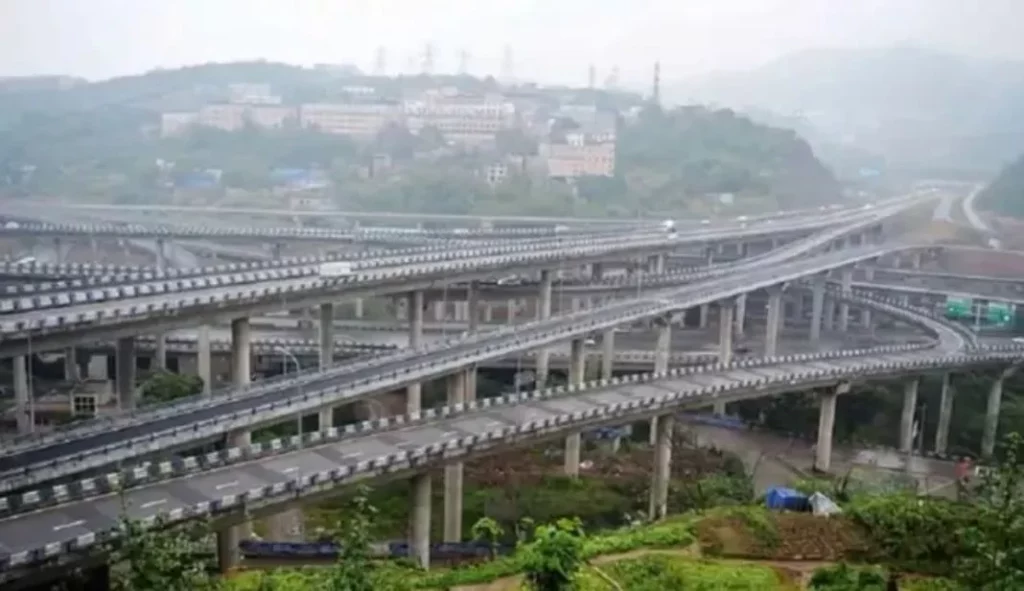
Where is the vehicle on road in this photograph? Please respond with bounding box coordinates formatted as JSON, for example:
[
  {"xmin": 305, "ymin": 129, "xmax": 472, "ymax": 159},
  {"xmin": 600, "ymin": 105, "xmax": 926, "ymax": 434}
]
[{"xmin": 318, "ymin": 261, "xmax": 354, "ymax": 277}]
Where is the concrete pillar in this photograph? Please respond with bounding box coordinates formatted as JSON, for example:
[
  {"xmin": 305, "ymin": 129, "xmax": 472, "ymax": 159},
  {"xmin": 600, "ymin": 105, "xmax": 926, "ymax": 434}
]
[
  {"xmin": 935, "ymin": 373, "xmax": 955, "ymax": 455},
  {"xmin": 53, "ymin": 237, "xmax": 65, "ymax": 265},
  {"xmin": 197, "ymin": 325, "xmax": 212, "ymax": 395},
  {"xmin": 223, "ymin": 429, "xmax": 252, "ymax": 551},
  {"xmin": 765, "ymin": 287, "xmax": 783, "ymax": 357},
  {"xmin": 823, "ymin": 298, "xmax": 836, "ymax": 331},
  {"xmin": 815, "ymin": 390, "xmax": 838, "ymax": 472},
  {"xmin": 654, "ymin": 320, "xmax": 671, "ymax": 374},
  {"xmin": 153, "ymin": 334, "xmax": 167, "ymax": 372},
  {"xmin": 982, "ymin": 375, "xmax": 1007, "ymax": 460},
  {"xmin": 592, "ymin": 262, "xmax": 604, "ymax": 279},
  {"xmin": 432, "ymin": 300, "xmax": 445, "ymax": 322},
  {"xmin": 483, "ymin": 303, "xmax": 494, "ymax": 323},
  {"xmin": 116, "ymin": 336, "xmax": 136, "ymax": 411},
  {"xmin": 353, "ymin": 298, "xmax": 364, "ymax": 319},
  {"xmin": 838, "ymin": 268, "xmax": 852, "ymax": 332},
  {"xmin": 217, "ymin": 527, "xmax": 241, "ymax": 573},
  {"xmin": 564, "ymin": 338, "xmax": 586, "ymax": 477},
  {"xmin": 155, "ymin": 238, "xmax": 167, "ymax": 271},
  {"xmin": 13, "ymin": 355, "xmax": 31, "ymax": 434},
  {"xmin": 63, "ymin": 347, "xmax": 78, "ymax": 381},
  {"xmin": 718, "ymin": 302, "xmax": 734, "ymax": 365},
  {"xmin": 536, "ymin": 270, "xmax": 553, "ymax": 387},
  {"xmin": 899, "ymin": 378, "xmax": 919, "ymax": 453},
  {"xmin": 407, "ymin": 291, "xmax": 424, "ymax": 414},
  {"xmin": 601, "ymin": 329, "xmax": 615, "ymax": 379},
  {"xmin": 410, "ymin": 473, "xmax": 431, "ymax": 569},
  {"xmin": 467, "ymin": 281, "xmax": 479, "ymax": 332},
  {"xmin": 810, "ymin": 275, "xmax": 825, "ymax": 343},
  {"xmin": 443, "ymin": 372, "xmax": 466, "ymax": 542},
  {"xmin": 230, "ymin": 318, "xmax": 251, "ymax": 387},
  {"xmin": 699, "ymin": 304, "xmax": 709, "ymax": 329},
  {"xmin": 319, "ymin": 302, "xmax": 334, "ymax": 370},
  {"xmin": 734, "ymin": 294, "xmax": 747, "ymax": 337},
  {"xmin": 648, "ymin": 414, "xmax": 674, "ymax": 520}
]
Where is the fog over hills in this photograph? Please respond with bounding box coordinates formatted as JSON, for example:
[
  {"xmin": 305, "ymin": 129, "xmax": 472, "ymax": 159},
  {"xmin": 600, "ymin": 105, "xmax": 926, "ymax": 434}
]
[{"xmin": 667, "ymin": 46, "xmax": 1024, "ymax": 177}]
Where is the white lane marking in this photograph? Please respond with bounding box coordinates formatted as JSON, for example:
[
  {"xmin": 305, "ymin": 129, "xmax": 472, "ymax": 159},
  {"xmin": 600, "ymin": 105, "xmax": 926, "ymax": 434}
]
[
  {"xmin": 341, "ymin": 452, "xmax": 363, "ymax": 459},
  {"xmin": 280, "ymin": 467, "xmax": 299, "ymax": 474},
  {"xmin": 215, "ymin": 480, "xmax": 239, "ymax": 491},
  {"xmin": 141, "ymin": 499, "xmax": 167, "ymax": 510},
  {"xmin": 53, "ymin": 520, "xmax": 86, "ymax": 532}
]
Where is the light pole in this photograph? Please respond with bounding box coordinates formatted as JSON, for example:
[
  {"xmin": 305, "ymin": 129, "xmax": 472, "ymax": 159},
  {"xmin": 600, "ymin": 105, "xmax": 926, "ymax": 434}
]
[{"xmin": 274, "ymin": 346, "xmax": 303, "ymax": 436}]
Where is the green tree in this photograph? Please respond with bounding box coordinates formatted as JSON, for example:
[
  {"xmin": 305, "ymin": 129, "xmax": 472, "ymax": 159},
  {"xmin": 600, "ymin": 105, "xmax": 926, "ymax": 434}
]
[
  {"xmin": 323, "ymin": 485, "xmax": 412, "ymax": 591},
  {"xmin": 106, "ymin": 509, "xmax": 219, "ymax": 591},
  {"xmin": 955, "ymin": 432, "xmax": 1024, "ymax": 589},
  {"xmin": 521, "ymin": 518, "xmax": 587, "ymax": 591},
  {"xmin": 471, "ymin": 516, "xmax": 504, "ymax": 559},
  {"xmin": 140, "ymin": 371, "xmax": 204, "ymax": 404}
]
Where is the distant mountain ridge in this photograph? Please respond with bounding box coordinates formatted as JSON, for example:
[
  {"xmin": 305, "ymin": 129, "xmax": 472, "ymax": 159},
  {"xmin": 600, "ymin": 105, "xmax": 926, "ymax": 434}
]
[{"xmin": 668, "ymin": 46, "xmax": 1024, "ymax": 175}]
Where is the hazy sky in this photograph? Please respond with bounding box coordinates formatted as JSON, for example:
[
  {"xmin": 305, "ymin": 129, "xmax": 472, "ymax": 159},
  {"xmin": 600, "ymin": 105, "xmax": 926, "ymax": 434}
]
[{"xmin": 3, "ymin": 0, "xmax": 1023, "ymax": 86}]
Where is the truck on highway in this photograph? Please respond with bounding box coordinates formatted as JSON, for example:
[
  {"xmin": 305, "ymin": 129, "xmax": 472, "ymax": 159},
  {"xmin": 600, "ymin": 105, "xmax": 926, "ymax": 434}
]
[{"xmin": 318, "ymin": 261, "xmax": 354, "ymax": 277}]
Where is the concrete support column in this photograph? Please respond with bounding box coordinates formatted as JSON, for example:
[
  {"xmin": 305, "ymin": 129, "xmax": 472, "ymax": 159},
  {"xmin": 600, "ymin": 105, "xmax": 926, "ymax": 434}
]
[
  {"xmin": 407, "ymin": 291, "xmax": 424, "ymax": 414},
  {"xmin": 224, "ymin": 429, "xmax": 252, "ymax": 550},
  {"xmin": 53, "ymin": 237, "xmax": 65, "ymax": 265},
  {"xmin": 861, "ymin": 268, "xmax": 874, "ymax": 328},
  {"xmin": 217, "ymin": 527, "xmax": 241, "ymax": 573},
  {"xmin": 815, "ymin": 390, "xmax": 838, "ymax": 472},
  {"xmin": 536, "ymin": 270, "xmax": 553, "ymax": 387},
  {"xmin": 13, "ymin": 355, "xmax": 31, "ymax": 434},
  {"xmin": 823, "ymin": 298, "xmax": 836, "ymax": 331},
  {"xmin": 230, "ymin": 318, "xmax": 251, "ymax": 387},
  {"xmin": 601, "ymin": 329, "xmax": 615, "ymax": 380},
  {"xmin": 650, "ymin": 320, "xmax": 672, "ymax": 442},
  {"xmin": 765, "ymin": 287, "xmax": 783, "ymax": 357},
  {"xmin": 197, "ymin": 324, "xmax": 212, "ymax": 395},
  {"xmin": 353, "ymin": 298, "xmax": 364, "ymax": 319},
  {"xmin": 718, "ymin": 302, "xmax": 735, "ymax": 365},
  {"xmin": 810, "ymin": 275, "xmax": 826, "ymax": 343},
  {"xmin": 699, "ymin": 304, "xmax": 709, "ymax": 329},
  {"xmin": 734, "ymin": 294, "xmax": 747, "ymax": 337},
  {"xmin": 443, "ymin": 372, "xmax": 467, "ymax": 542},
  {"xmin": 63, "ymin": 347, "xmax": 78, "ymax": 381},
  {"xmin": 838, "ymin": 269, "xmax": 852, "ymax": 332},
  {"xmin": 467, "ymin": 281, "xmax": 480, "ymax": 332},
  {"xmin": 564, "ymin": 337, "xmax": 586, "ymax": 477},
  {"xmin": 982, "ymin": 375, "xmax": 1007, "ymax": 460},
  {"xmin": 319, "ymin": 302, "xmax": 334, "ymax": 370},
  {"xmin": 155, "ymin": 238, "xmax": 167, "ymax": 271},
  {"xmin": 116, "ymin": 336, "xmax": 136, "ymax": 411},
  {"xmin": 648, "ymin": 414, "xmax": 675, "ymax": 520},
  {"xmin": 935, "ymin": 373, "xmax": 955, "ymax": 455},
  {"xmin": 899, "ymin": 378, "xmax": 919, "ymax": 453},
  {"xmin": 410, "ymin": 473, "xmax": 432, "ymax": 569},
  {"xmin": 153, "ymin": 334, "xmax": 167, "ymax": 372}
]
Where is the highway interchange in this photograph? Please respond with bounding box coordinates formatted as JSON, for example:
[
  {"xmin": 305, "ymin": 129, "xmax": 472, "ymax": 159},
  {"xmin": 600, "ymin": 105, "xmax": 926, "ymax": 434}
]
[{"xmin": 0, "ymin": 192, "xmax": 1021, "ymax": 583}]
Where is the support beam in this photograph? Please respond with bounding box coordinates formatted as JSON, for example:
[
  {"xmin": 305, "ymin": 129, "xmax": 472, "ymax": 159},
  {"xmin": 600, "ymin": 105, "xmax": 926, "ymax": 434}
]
[
  {"xmin": 815, "ymin": 389, "xmax": 838, "ymax": 472},
  {"xmin": 116, "ymin": 336, "xmax": 136, "ymax": 411},
  {"xmin": 564, "ymin": 337, "xmax": 586, "ymax": 477},
  {"xmin": 810, "ymin": 275, "xmax": 825, "ymax": 343},
  {"xmin": 407, "ymin": 291, "xmax": 424, "ymax": 414},
  {"xmin": 648, "ymin": 414, "xmax": 675, "ymax": 520},
  {"xmin": 13, "ymin": 355, "xmax": 31, "ymax": 434},
  {"xmin": 718, "ymin": 301, "xmax": 735, "ymax": 365},
  {"xmin": 197, "ymin": 324, "xmax": 212, "ymax": 395},
  {"xmin": 230, "ymin": 318, "xmax": 251, "ymax": 387},
  {"xmin": 410, "ymin": 473, "xmax": 432, "ymax": 569},
  {"xmin": 319, "ymin": 302, "xmax": 334, "ymax": 370},
  {"xmin": 764, "ymin": 287, "xmax": 783, "ymax": 357},
  {"xmin": 899, "ymin": 378, "xmax": 919, "ymax": 453},
  {"xmin": 935, "ymin": 373, "xmax": 955, "ymax": 455},
  {"xmin": 536, "ymin": 270, "xmax": 553, "ymax": 387},
  {"xmin": 443, "ymin": 372, "xmax": 466, "ymax": 542},
  {"xmin": 601, "ymin": 329, "xmax": 615, "ymax": 380}
]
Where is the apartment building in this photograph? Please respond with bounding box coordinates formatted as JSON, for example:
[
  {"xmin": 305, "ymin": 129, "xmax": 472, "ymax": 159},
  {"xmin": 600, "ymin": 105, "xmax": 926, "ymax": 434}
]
[
  {"xmin": 540, "ymin": 139, "xmax": 616, "ymax": 178},
  {"xmin": 299, "ymin": 102, "xmax": 402, "ymax": 137},
  {"xmin": 161, "ymin": 105, "xmax": 297, "ymax": 136},
  {"xmin": 404, "ymin": 93, "xmax": 517, "ymax": 144}
]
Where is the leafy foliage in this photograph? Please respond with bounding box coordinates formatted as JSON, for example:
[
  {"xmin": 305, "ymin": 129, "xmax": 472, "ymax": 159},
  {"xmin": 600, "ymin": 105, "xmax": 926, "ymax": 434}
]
[
  {"xmin": 140, "ymin": 371, "xmax": 204, "ymax": 404},
  {"xmin": 521, "ymin": 518, "xmax": 588, "ymax": 591},
  {"xmin": 809, "ymin": 563, "xmax": 889, "ymax": 590},
  {"xmin": 106, "ymin": 511, "xmax": 220, "ymax": 591},
  {"xmin": 577, "ymin": 554, "xmax": 783, "ymax": 590},
  {"xmin": 470, "ymin": 516, "xmax": 504, "ymax": 559}
]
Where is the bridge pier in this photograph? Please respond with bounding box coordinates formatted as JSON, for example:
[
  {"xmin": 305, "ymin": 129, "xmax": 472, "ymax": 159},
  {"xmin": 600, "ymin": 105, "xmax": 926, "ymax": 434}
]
[
  {"xmin": 717, "ymin": 301, "xmax": 734, "ymax": 365},
  {"xmin": 13, "ymin": 355, "xmax": 31, "ymax": 434},
  {"xmin": 197, "ymin": 324, "xmax": 212, "ymax": 395},
  {"xmin": 810, "ymin": 275, "xmax": 825, "ymax": 343},
  {"xmin": 230, "ymin": 317, "xmax": 251, "ymax": 386},
  {"xmin": 352, "ymin": 297, "xmax": 364, "ymax": 319},
  {"xmin": 467, "ymin": 281, "xmax": 479, "ymax": 330},
  {"xmin": 838, "ymin": 269, "xmax": 852, "ymax": 332},
  {"xmin": 564, "ymin": 337, "xmax": 586, "ymax": 477},
  {"xmin": 317, "ymin": 303, "xmax": 335, "ymax": 428},
  {"xmin": 823, "ymin": 297, "xmax": 836, "ymax": 331},
  {"xmin": 982, "ymin": 367, "xmax": 1018, "ymax": 459},
  {"xmin": 699, "ymin": 304, "xmax": 709, "ymax": 329},
  {"xmin": 601, "ymin": 329, "xmax": 615, "ymax": 380},
  {"xmin": 649, "ymin": 319, "xmax": 672, "ymax": 443},
  {"xmin": 410, "ymin": 473, "xmax": 432, "ymax": 569},
  {"xmin": 535, "ymin": 270, "xmax": 553, "ymax": 388},
  {"xmin": 63, "ymin": 347, "xmax": 78, "ymax": 381},
  {"xmin": 861, "ymin": 268, "xmax": 875, "ymax": 328},
  {"xmin": 649, "ymin": 413, "xmax": 675, "ymax": 520},
  {"xmin": 899, "ymin": 378, "xmax": 920, "ymax": 453},
  {"xmin": 734, "ymin": 294, "xmax": 747, "ymax": 337},
  {"xmin": 764, "ymin": 286, "xmax": 783, "ymax": 357},
  {"xmin": 217, "ymin": 524, "xmax": 241, "ymax": 573},
  {"xmin": 814, "ymin": 386, "xmax": 842, "ymax": 472},
  {"xmin": 407, "ymin": 291, "xmax": 424, "ymax": 413},
  {"xmin": 443, "ymin": 372, "xmax": 467, "ymax": 542},
  {"xmin": 155, "ymin": 238, "xmax": 167, "ymax": 271},
  {"xmin": 153, "ymin": 333, "xmax": 167, "ymax": 371},
  {"xmin": 116, "ymin": 336, "xmax": 136, "ymax": 411},
  {"xmin": 934, "ymin": 373, "xmax": 955, "ymax": 455}
]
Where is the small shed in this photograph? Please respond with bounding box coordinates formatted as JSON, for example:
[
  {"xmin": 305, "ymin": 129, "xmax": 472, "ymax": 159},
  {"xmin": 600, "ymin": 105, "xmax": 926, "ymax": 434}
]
[{"xmin": 764, "ymin": 487, "xmax": 810, "ymax": 512}]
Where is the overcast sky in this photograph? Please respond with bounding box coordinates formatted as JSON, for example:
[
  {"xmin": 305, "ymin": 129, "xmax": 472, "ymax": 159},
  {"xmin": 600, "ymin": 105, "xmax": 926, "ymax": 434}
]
[{"xmin": 3, "ymin": 0, "xmax": 1023, "ymax": 86}]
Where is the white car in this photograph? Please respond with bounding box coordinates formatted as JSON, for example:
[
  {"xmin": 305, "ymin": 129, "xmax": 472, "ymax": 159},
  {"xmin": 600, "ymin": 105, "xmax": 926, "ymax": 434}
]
[
  {"xmin": 700, "ymin": 219, "xmax": 711, "ymax": 226},
  {"xmin": 1013, "ymin": 337, "xmax": 1024, "ymax": 344}
]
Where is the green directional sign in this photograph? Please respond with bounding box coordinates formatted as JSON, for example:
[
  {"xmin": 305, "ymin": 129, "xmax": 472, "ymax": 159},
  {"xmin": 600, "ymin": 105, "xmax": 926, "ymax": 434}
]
[
  {"xmin": 987, "ymin": 302, "xmax": 1015, "ymax": 328},
  {"xmin": 945, "ymin": 297, "xmax": 973, "ymax": 320}
]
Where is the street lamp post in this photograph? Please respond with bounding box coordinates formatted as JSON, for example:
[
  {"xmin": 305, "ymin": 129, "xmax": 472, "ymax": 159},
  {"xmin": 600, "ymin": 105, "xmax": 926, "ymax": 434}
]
[{"xmin": 275, "ymin": 346, "xmax": 303, "ymax": 437}]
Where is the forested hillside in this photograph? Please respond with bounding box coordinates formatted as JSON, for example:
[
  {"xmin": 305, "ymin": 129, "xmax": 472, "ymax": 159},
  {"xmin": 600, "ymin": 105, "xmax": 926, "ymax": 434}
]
[{"xmin": 977, "ymin": 154, "xmax": 1024, "ymax": 217}]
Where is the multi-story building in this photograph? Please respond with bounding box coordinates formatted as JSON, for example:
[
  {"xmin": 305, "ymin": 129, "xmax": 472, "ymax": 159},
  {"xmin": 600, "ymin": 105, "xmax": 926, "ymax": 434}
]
[
  {"xmin": 161, "ymin": 105, "xmax": 297, "ymax": 136},
  {"xmin": 160, "ymin": 112, "xmax": 200, "ymax": 137},
  {"xmin": 228, "ymin": 83, "xmax": 282, "ymax": 105},
  {"xmin": 299, "ymin": 102, "xmax": 402, "ymax": 137},
  {"xmin": 540, "ymin": 140, "xmax": 616, "ymax": 179},
  {"xmin": 403, "ymin": 93, "xmax": 517, "ymax": 145}
]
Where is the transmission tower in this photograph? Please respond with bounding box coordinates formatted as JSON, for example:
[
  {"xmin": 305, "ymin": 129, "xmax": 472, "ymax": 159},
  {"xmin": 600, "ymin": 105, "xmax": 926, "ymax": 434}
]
[
  {"xmin": 422, "ymin": 43, "xmax": 435, "ymax": 75},
  {"xmin": 458, "ymin": 49, "xmax": 470, "ymax": 75},
  {"xmin": 652, "ymin": 61, "xmax": 661, "ymax": 105},
  {"xmin": 373, "ymin": 46, "xmax": 387, "ymax": 76},
  {"xmin": 588, "ymin": 64, "xmax": 596, "ymax": 89},
  {"xmin": 501, "ymin": 45, "xmax": 515, "ymax": 83}
]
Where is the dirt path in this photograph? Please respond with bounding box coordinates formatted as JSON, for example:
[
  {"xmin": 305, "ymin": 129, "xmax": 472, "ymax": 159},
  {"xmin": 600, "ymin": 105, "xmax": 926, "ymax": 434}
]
[{"xmin": 447, "ymin": 546, "xmax": 835, "ymax": 591}]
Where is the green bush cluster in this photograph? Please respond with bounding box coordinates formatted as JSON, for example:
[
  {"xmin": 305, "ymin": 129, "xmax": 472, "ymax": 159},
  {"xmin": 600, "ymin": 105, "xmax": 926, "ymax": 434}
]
[{"xmin": 577, "ymin": 555, "xmax": 783, "ymax": 590}]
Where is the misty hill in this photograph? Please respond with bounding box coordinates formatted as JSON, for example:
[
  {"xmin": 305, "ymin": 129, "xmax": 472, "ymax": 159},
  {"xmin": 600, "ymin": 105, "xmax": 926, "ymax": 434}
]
[
  {"xmin": 670, "ymin": 46, "xmax": 1024, "ymax": 176},
  {"xmin": 976, "ymin": 155, "xmax": 1024, "ymax": 217}
]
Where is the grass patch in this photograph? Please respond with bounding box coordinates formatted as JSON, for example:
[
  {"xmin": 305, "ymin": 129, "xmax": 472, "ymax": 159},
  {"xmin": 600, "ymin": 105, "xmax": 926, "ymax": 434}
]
[
  {"xmin": 577, "ymin": 554, "xmax": 794, "ymax": 590},
  {"xmin": 697, "ymin": 507, "xmax": 871, "ymax": 561}
]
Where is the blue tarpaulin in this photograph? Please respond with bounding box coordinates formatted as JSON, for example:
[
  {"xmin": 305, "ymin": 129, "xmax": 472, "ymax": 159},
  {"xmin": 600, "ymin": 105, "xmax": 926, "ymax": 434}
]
[{"xmin": 764, "ymin": 487, "xmax": 809, "ymax": 512}]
